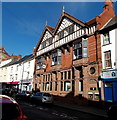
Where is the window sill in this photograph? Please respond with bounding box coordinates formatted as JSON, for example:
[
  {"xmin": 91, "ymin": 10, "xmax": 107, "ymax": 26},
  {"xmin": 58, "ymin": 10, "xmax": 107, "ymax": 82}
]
[{"xmin": 102, "ymin": 43, "xmax": 112, "ymax": 46}]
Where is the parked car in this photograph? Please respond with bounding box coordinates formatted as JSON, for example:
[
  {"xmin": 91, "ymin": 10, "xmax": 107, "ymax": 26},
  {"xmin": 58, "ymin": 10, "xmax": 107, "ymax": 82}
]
[
  {"xmin": 30, "ymin": 92, "xmax": 54, "ymax": 104},
  {"xmin": 0, "ymin": 95, "xmax": 27, "ymax": 120},
  {"xmin": 16, "ymin": 91, "xmax": 31, "ymax": 100},
  {"xmin": 107, "ymin": 103, "xmax": 117, "ymax": 120}
]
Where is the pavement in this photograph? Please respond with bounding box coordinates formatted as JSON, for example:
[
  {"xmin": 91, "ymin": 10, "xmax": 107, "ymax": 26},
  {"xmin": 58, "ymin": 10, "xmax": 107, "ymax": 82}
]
[{"xmin": 54, "ymin": 101, "xmax": 108, "ymax": 118}]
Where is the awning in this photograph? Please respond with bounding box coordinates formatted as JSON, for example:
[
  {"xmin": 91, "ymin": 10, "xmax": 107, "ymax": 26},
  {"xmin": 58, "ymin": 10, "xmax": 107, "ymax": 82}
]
[{"xmin": 7, "ymin": 82, "xmax": 19, "ymax": 84}]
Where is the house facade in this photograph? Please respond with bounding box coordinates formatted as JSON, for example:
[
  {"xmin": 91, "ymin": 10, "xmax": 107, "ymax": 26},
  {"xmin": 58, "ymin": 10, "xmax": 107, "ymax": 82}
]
[
  {"xmin": 33, "ymin": 1, "xmax": 116, "ymax": 104},
  {"xmin": 0, "ymin": 54, "xmax": 34, "ymax": 91},
  {"xmin": 100, "ymin": 16, "xmax": 117, "ymax": 103},
  {"xmin": 19, "ymin": 54, "xmax": 35, "ymax": 92}
]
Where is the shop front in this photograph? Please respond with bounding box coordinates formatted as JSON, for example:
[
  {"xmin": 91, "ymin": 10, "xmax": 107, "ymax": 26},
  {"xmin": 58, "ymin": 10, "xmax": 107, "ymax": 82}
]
[
  {"xmin": 20, "ymin": 79, "xmax": 32, "ymax": 92},
  {"xmin": 101, "ymin": 69, "xmax": 117, "ymax": 103}
]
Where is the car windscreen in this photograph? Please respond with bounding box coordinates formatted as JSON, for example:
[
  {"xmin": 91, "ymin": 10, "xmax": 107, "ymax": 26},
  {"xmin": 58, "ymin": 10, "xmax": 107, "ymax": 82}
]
[
  {"xmin": 1, "ymin": 103, "xmax": 21, "ymax": 120},
  {"xmin": 43, "ymin": 93, "xmax": 51, "ymax": 97}
]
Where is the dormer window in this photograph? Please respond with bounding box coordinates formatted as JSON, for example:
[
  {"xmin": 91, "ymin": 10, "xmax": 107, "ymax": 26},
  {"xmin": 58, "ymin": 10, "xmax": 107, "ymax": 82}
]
[{"xmin": 103, "ymin": 33, "xmax": 110, "ymax": 45}]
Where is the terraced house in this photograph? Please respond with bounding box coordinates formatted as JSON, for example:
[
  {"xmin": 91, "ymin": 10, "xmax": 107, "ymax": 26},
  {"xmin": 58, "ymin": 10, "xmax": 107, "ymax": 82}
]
[{"xmin": 33, "ymin": 0, "xmax": 116, "ymax": 104}]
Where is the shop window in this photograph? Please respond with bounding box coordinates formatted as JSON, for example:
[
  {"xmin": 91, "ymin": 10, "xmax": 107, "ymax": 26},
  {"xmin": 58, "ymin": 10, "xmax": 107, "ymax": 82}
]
[{"xmin": 64, "ymin": 81, "xmax": 71, "ymax": 91}]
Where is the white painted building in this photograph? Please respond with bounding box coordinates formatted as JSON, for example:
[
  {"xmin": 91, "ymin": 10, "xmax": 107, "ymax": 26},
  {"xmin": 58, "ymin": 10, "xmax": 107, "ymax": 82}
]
[
  {"xmin": 19, "ymin": 54, "xmax": 35, "ymax": 91},
  {"xmin": 0, "ymin": 54, "xmax": 35, "ymax": 91},
  {"xmin": 100, "ymin": 16, "xmax": 117, "ymax": 103}
]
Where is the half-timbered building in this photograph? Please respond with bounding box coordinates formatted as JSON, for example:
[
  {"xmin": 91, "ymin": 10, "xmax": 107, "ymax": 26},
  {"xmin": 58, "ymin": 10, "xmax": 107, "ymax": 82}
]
[{"xmin": 33, "ymin": 0, "xmax": 116, "ymax": 104}]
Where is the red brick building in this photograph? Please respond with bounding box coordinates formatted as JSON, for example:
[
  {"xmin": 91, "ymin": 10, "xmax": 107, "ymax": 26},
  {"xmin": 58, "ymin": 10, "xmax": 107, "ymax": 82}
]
[{"xmin": 33, "ymin": 0, "xmax": 115, "ymax": 104}]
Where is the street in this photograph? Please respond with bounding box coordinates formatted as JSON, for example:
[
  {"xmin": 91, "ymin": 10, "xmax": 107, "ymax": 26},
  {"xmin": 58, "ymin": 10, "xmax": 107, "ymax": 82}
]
[{"xmin": 18, "ymin": 100, "xmax": 108, "ymax": 120}]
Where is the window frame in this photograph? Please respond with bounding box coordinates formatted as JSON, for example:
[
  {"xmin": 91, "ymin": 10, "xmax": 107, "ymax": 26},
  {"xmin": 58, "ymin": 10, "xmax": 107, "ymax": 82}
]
[
  {"xmin": 52, "ymin": 49, "xmax": 62, "ymax": 66},
  {"xmin": 103, "ymin": 32, "xmax": 110, "ymax": 45},
  {"xmin": 73, "ymin": 42, "xmax": 82, "ymax": 60},
  {"xmin": 104, "ymin": 50, "xmax": 112, "ymax": 69},
  {"xmin": 37, "ymin": 57, "xmax": 45, "ymax": 69}
]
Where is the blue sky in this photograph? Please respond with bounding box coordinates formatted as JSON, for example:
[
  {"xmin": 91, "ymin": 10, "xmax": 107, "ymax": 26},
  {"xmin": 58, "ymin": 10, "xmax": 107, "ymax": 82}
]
[{"xmin": 2, "ymin": 2, "xmax": 110, "ymax": 57}]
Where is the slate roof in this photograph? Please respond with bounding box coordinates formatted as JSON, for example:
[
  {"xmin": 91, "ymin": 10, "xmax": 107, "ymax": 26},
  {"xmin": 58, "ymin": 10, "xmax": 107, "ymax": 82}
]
[{"xmin": 1, "ymin": 54, "xmax": 34, "ymax": 68}]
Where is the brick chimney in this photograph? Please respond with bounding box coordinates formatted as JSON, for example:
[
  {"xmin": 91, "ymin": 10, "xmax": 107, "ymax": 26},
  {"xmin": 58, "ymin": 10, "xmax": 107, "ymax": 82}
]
[
  {"xmin": 17, "ymin": 55, "xmax": 22, "ymax": 60},
  {"xmin": 103, "ymin": 0, "xmax": 113, "ymax": 11},
  {"xmin": 96, "ymin": 0, "xmax": 115, "ymax": 29}
]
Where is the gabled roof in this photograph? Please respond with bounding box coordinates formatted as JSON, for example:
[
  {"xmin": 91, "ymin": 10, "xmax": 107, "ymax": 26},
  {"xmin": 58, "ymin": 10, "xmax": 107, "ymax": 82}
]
[
  {"xmin": 35, "ymin": 25, "xmax": 55, "ymax": 52},
  {"xmin": 54, "ymin": 12, "xmax": 85, "ymax": 34}
]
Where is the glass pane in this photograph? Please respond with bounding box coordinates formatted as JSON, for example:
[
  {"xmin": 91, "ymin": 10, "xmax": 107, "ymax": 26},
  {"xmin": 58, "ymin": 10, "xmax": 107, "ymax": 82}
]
[
  {"xmin": 64, "ymin": 81, "xmax": 71, "ymax": 91},
  {"xmin": 105, "ymin": 82, "xmax": 112, "ymax": 87},
  {"xmin": 83, "ymin": 48, "xmax": 88, "ymax": 57},
  {"xmin": 83, "ymin": 39, "xmax": 87, "ymax": 47}
]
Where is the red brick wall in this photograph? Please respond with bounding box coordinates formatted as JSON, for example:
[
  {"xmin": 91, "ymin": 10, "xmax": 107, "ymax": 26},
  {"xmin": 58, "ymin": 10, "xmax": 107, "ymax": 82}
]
[
  {"xmin": 62, "ymin": 47, "xmax": 73, "ymax": 68},
  {"xmin": 88, "ymin": 35, "xmax": 97, "ymax": 62}
]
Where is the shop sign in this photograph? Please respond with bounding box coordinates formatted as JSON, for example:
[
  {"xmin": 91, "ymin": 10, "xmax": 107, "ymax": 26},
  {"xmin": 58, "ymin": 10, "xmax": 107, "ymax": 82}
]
[{"xmin": 101, "ymin": 69, "xmax": 117, "ymax": 78}]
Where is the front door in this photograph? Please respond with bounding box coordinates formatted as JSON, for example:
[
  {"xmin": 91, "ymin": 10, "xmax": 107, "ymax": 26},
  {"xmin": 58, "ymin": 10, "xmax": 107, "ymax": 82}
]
[{"xmin": 104, "ymin": 81, "xmax": 113, "ymax": 102}]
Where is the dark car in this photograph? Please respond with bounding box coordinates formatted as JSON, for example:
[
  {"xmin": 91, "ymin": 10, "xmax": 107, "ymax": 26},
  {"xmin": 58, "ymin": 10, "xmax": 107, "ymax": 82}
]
[
  {"xmin": 16, "ymin": 91, "xmax": 31, "ymax": 100},
  {"xmin": 30, "ymin": 92, "xmax": 54, "ymax": 105},
  {"xmin": 107, "ymin": 104, "xmax": 117, "ymax": 120},
  {"xmin": 0, "ymin": 95, "xmax": 27, "ymax": 120}
]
